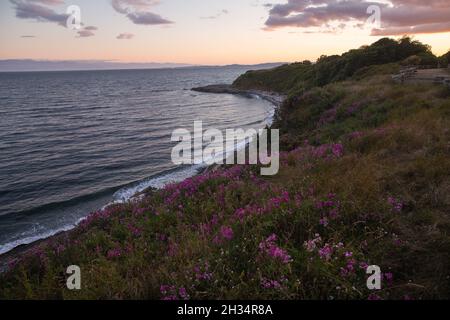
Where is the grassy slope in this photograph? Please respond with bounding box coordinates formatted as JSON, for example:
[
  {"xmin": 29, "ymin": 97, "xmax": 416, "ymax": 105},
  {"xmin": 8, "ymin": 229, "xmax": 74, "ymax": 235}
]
[{"xmin": 1, "ymin": 41, "xmax": 450, "ymax": 300}]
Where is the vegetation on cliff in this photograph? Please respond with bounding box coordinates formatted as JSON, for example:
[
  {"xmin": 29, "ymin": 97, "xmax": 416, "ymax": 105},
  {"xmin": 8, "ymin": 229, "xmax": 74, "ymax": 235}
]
[
  {"xmin": 233, "ymin": 37, "xmax": 436, "ymax": 94},
  {"xmin": 1, "ymin": 38, "xmax": 449, "ymax": 300}
]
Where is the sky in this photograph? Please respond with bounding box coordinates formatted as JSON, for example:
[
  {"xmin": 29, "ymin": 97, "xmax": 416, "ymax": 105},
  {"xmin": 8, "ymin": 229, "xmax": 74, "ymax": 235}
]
[{"xmin": 0, "ymin": 0, "xmax": 449, "ymax": 66}]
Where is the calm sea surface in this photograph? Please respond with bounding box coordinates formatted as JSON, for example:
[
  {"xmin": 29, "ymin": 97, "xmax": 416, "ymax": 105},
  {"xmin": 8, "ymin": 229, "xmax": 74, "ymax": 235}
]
[{"xmin": 0, "ymin": 67, "xmax": 274, "ymax": 254}]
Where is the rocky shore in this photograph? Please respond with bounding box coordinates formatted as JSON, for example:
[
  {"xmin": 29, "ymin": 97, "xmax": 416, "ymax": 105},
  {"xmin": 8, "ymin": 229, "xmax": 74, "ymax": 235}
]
[{"xmin": 192, "ymin": 84, "xmax": 285, "ymax": 107}]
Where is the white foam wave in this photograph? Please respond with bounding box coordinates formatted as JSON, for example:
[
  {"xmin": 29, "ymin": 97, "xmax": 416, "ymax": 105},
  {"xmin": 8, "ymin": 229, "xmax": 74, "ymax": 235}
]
[{"xmin": 0, "ymin": 222, "xmax": 78, "ymax": 256}]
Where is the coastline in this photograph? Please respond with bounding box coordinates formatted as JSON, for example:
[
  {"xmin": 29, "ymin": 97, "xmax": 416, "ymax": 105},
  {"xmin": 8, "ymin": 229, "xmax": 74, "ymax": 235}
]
[
  {"xmin": 192, "ymin": 84, "xmax": 285, "ymax": 107},
  {"xmin": 0, "ymin": 85, "xmax": 285, "ymax": 273}
]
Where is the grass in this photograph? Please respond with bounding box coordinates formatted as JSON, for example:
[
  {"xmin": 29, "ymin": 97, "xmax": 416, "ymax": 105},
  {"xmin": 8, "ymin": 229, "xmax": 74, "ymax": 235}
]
[{"xmin": 1, "ymin": 71, "xmax": 449, "ymax": 300}]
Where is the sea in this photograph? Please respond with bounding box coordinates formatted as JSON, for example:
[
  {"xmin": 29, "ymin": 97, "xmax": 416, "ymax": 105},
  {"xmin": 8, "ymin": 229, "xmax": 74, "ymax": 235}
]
[{"xmin": 0, "ymin": 66, "xmax": 275, "ymax": 255}]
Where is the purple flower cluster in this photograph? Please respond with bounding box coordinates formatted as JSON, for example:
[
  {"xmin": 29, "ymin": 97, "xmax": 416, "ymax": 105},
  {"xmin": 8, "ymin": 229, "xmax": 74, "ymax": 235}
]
[
  {"xmin": 233, "ymin": 190, "xmax": 293, "ymax": 223},
  {"xmin": 261, "ymin": 277, "xmax": 288, "ymax": 290},
  {"xmin": 220, "ymin": 226, "xmax": 234, "ymax": 240},
  {"xmin": 268, "ymin": 191, "xmax": 290, "ymax": 209},
  {"xmin": 163, "ymin": 166, "xmax": 246, "ymax": 207},
  {"xmin": 107, "ymin": 247, "xmax": 122, "ymax": 259},
  {"xmin": 259, "ymin": 234, "xmax": 292, "ymax": 264},
  {"xmin": 316, "ymin": 193, "xmax": 341, "ymax": 226},
  {"xmin": 213, "ymin": 225, "xmax": 234, "ymax": 244},
  {"xmin": 160, "ymin": 285, "xmax": 189, "ymax": 300},
  {"xmin": 340, "ymin": 257, "xmax": 357, "ymax": 276},
  {"xmin": 304, "ymin": 234, "xmax": 322, "ymax": 252},
  {"xmin": 78, "ymin": 208, "xmax": 114, "ymax": 230},
  {"xmin": 318, "ymin": 244, "xmax": 334, "ymax": 261},
  {"xmin": 311, "ymin": 143, "xmax": 344, "ymax": 159},
  {"xmin": 331, "ymin": 144, "xmax": 344, "ymax": 158},
  {"xmin": 383, "ymin": 272, "xmax": 394, "ymax": 285},
  {"xmin": 199, "ymin": 214, "xmax": 220, "ymax": 236},
  {"xmin": 127, "ymin": 224, "xmax": 142, "ymax": 237},
  {"xmin": 388, "ymin": 196, "xmax": 404, "ymax": 213},
  {"xmin": 194, "ymin": 262, "xmax": 213, "ymax": 282}
]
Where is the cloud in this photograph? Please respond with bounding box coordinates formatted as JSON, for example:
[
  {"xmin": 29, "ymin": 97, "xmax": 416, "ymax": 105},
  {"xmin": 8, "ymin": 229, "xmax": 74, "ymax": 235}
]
[
  {"xmin": 116, "ymin": 32, "xmax": 134, "ymax": 39},
  {"xmin": 10, "ymin": 0, "xmax": 69, "ymax": 27},
  {"xmin": 111, "ymin": 0, "xmax": 173, "ymax": 25},
  {"xmin": 264, "ymin": 0, "xmax": 450, "ymax": 35},
  {"xmin": 84, "ymin": 26, "xmax": 98, "ymax": 31},
  {"xmin": 200, "ymin": 9, "xmax": 229, "ymax": 20},
  {"xmin": 11, "ymin": 0, "xmax": 99, "ymax": 37},
  {"xmin": 76, "ymin": 26, "xmax": 98, "ymax": 38},
  {"xmin": 20, "ymin": 35, "xmax": 36, "ymax": 38}
]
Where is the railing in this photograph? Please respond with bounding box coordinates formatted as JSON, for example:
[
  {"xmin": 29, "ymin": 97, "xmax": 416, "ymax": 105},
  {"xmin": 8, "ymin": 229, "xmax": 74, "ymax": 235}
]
[
  {"xmin": 391, "ymin": 67, "xmax": 417, "ymax": 83},
  {"xmin": 391, "ymin": 67, "xmax": 450, "ymax": 87}
]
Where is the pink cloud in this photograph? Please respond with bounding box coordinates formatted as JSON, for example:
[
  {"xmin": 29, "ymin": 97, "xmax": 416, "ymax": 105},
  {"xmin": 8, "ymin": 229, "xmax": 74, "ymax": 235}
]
[
  {"xmin": 111, "ymin": 0, "xmax": 173, "ymax": 25},
  {"xmin": 116, "ymin": 33, "xmax": 134, "ymax": 39},
  {"xmin": 264, "ymin": 0, "xmax": 450, "ymax": 35}
]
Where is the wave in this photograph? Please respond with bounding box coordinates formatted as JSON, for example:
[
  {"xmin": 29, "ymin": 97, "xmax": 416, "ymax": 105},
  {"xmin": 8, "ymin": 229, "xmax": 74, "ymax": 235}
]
[{"xmin": 0, "ymin": 220, "xmax": 81, "ymax": 256}]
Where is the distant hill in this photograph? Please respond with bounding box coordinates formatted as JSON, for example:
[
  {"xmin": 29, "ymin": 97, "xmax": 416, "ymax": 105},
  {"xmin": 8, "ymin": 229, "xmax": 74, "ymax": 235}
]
[{"xmin": 0, "ymin": 60, "xmax": 285, "ymax": 73}]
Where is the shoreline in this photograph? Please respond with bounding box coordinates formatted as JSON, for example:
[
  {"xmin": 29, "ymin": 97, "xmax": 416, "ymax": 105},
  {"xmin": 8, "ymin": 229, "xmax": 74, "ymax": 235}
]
[
  {"xmin": 0, "ymin": 85, "xmax": 285, "ymax": 273},
  {"xmin": 192, "ymin": 84, "xmax": 285, "ymax": 107}
]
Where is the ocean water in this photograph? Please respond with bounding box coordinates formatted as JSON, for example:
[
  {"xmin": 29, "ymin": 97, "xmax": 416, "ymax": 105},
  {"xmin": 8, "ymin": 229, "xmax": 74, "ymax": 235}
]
[{"xmin": 0, "ymin": 67, "xmax": 275, "ymax": 255}]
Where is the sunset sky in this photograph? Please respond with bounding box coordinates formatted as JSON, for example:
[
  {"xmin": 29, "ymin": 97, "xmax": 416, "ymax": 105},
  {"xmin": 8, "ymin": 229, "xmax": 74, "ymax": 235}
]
[{"xmin": 1, "ymin": 0, "xmax": 449, "ymax": 65}]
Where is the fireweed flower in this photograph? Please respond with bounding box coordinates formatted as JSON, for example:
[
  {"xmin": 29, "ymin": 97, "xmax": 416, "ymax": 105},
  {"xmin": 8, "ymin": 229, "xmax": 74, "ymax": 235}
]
[
  {"xmin": 178, "ymin": 287, "xmax": 189, "ymax": 300},
  {"xmin": 160, "ymin": 285, "xmax": 184, "ymax": 300},
  {"xmin": 388, "ymin": 196, "xmax": 404, "ymax": 213},
  {"xmin": 260, "ymin": 277, "xmax": 287, "ymax": 290},
  {"xmin": 259, "ymin": 234, "xmax": 292, "ymax": 264},
  {"xmin": 304, "ymin": 234, "xmax": 322, "ymax": 252},
  {"xmin": 359, "ymin": 262, "xmax": 369, "ymax": 270},
  {"xmin": 194, "ymin": 263, "xmax": 213, "ymax": 281},
  {"xmin": 107, "ymin": 247, "xmax": 122, "ymax": 259},
  {"xmin": 319, "ymin": 217, "xmax": 329, "ymax": 227},
  {"xmin": 261, "ymin": 279, "xmax": 281, "ymax": 289},
  {"xmin": 331, "ymin": 144, "xmax": 344, "ymax": 158},
  {"xmin": 384, "ymin": 272, "xmax": 394, "ymax": 285},
  {"xmin": 127, "ymin": 224, "xmax": 142, "ymax": 237},
  {"xmin": 318, "ymin": 244, "xmax": 333, "ymax": 261},
  {"xmin": 220, "ymin": 226, "xmax": 234, "ymax": 240},
  {"xmin": 268, "ymin": 191, "xmax": 290, "ymax": 209}
]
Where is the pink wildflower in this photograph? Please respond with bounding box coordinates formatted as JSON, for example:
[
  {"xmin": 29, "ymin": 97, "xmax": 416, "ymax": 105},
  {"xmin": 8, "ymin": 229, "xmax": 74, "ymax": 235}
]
[
  {"xmin": 388, "ymin": 196, "xmax": 404, "ymax": 213},
  {"xmin": 304, "ymin": 234, "xmax": 322, "ymax": 252},
  {"xmin": 319, "ymin": 217, "xmax": 329, "ymax": 227},
  {"xmin": 220, "ymin": 226, "xmax": 234, "ymax": 241},
  {"xmin": 107, "ymin": 247, "xmax": 122, "ymax": 259},
  {"xmin": 259, "ymin": 234, "xmax": 292, "ymax": 264},
  {"xmin": 318, "ymin": 244, "xmax": 333, "ymax": 261}
]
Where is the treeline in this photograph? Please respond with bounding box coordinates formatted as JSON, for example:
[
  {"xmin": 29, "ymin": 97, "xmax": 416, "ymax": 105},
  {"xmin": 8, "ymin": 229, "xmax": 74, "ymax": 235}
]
[{"xmin": 233, "ymin": 37, "xmax": 449, "ymax": 95}]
